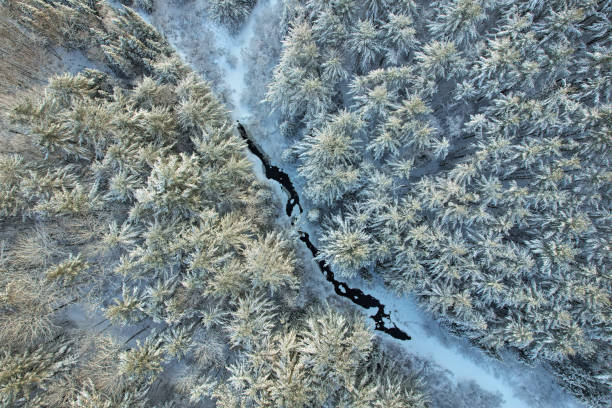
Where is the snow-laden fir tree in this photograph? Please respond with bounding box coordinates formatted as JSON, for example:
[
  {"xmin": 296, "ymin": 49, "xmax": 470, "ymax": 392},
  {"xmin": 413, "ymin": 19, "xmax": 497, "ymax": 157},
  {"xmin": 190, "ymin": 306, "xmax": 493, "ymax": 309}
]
[
  {"xmin": 428, "ymin": 0, "xmax": 489, "ymax": 46},
  {"xmin": 294, "ymin": 110, "xmax": 364, "ymax": 204},
  {"xmin": 206, "ymin": 0, "xmax": 257, "ymax": 31}
]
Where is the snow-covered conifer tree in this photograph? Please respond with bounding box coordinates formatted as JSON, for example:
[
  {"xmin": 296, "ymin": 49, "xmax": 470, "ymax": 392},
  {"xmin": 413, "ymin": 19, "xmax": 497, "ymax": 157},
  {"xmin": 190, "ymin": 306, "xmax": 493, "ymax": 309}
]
[
  {"xmin": 317, "ymin": 215, "xmax": 374, "ymax": 279},
  {"xmin": 363, "ymin": 0, "xmax": 392, "ymax": 19},
  {"xmin": 243, "ymin": 232, "xmax": 299, "ymax": 295},
  {"xmin": 382, "ymin": 13, "xmax": 419, "ymax": 65},
  {"xmin": 295, "ymin": 111, "xmax": 364, "ymax": 204},
  {"xmin": 206, "ymin": 0, "xmax": 257, "ymax": 31},
  {"xmin": 348, "ymin": 20, "xmax": 383, "ymax": 73},
  {"xmin": 118, "ymin": 336, "xmax": 165, "ymax": 383},
  {"xmin": 415, "ymin": 40, "xmax": 465, "ymax": 80},
  {"xmin": 428, "ymin": 0, "xmax": 489, "ymax": 46},
  {"xmin": 226, "ymin": 294, "xmax": 276, "ymax": 350},
  {"xmin": 105, "ymin": 285, "xmax": 146, "ymax": 325}
]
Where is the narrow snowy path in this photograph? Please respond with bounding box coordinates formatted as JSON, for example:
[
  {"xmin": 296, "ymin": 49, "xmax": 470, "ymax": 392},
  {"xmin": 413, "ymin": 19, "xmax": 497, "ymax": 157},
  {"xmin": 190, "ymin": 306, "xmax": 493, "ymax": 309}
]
[
  {"xmin": 136, "ymin": 2, "xmax": 584, "ymax": 407},
  {"xmin": 206, "ymin": 0, "xmax": 280, "ymax": 120}
]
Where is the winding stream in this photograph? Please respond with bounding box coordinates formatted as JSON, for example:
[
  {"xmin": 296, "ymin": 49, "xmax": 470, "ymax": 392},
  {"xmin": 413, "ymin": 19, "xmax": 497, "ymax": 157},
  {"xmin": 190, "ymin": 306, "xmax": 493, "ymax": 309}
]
[
  {"xmin": 237, "ymin": 123, "xmax": 302, "ymax": 217},
  {"xmin": 237, "ymin": 122, "xmax": 410, "ymax": 341}
]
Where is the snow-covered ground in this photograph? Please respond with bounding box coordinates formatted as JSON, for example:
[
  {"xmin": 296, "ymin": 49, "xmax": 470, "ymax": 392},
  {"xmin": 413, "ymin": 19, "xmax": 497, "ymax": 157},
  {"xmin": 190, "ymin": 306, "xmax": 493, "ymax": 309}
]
[{"xmin": 129, "ymin": 1, "xmax": 585, "ymax": 407}]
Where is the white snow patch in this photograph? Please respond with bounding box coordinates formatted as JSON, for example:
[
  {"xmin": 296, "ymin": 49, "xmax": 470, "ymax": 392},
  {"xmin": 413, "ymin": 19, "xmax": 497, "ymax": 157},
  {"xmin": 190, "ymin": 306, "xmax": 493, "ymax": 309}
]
[{"xmin": 205, "ymin": 0, "xmax": 280, "ymax": 120}]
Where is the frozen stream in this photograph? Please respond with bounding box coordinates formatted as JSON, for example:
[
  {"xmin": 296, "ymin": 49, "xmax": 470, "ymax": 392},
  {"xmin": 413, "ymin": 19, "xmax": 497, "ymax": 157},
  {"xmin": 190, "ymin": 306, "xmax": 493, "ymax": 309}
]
[{"xmin": 135, "ymin": 1, "xmax": 585, "ymax": 407}]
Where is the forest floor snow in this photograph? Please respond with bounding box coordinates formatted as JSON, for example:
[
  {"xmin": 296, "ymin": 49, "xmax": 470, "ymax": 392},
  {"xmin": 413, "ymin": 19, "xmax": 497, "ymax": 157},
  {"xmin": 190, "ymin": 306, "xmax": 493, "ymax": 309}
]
[{"xmin": 132, "ymin": 1, "xmax": 586, "ymax": 407}]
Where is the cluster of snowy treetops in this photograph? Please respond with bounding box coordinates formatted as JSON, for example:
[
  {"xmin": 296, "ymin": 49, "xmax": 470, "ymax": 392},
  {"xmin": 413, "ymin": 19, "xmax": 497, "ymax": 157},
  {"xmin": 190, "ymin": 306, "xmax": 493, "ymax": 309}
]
[
  {"xmin": 267, "ymin": 0, "xmax": 611, "ymax": 406},
  {"xmin": 0, "ymin": 1, "xmax": 427, "ymax": 406},
  {"xmin": 127, "ymin": 0, "xmax": 259, "ymax": 30},
  {"xmin": 205, "ymin": 0, "xmax": 258, "ymax": 29}
]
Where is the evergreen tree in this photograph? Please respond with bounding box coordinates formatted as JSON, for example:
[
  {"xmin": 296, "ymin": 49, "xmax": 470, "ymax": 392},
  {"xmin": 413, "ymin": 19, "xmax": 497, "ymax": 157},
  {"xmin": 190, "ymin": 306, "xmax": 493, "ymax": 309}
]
[
  {"xmin": 348, "ymin": 20, "xmax": 383, "ymax": 73},
  {"xmin": 295, "ymin": 111, "xmax": 364, "ymax": 204},
  {"xmin": 118, "ymin": 336, "xmax": 165, "ymax": 384},
  {"xmin": 363, "ymin": 0, "xmax": 392, "ymax": 19},
  {"xmin": 0, "ymin": 342, "xmax": 74, "ymax": 405},
  {"xmin": 105, "ymin": 285, "xmax": 146, "ymax": 325},
  {"xmin": 226, "ymin": 294, "xmax": 277, "ymax": 350},
  {"xmin": 382, "ymin": 13, "xmax": 419, "ymax": 65},
  {"xmin": 415, "ymin": 40, "xmax": 465, "ymax": 80},
  {"xmin": 243, "ymin": 232, "xmax": 299, "ymax": 295},
  {"xmin": 134, "ymin": 153, "xmax": 204, "ymax": 218},
  {"xmin": 45, "ymin": 253, "xmax": 89, "ymax": 283},
  {"xmin": 299, "ymin": 307, "xmax": 373, "ymax": 388},
  {"xmin": 318, "ymin": 215, "xmax": 374, "ymax": 279},
  {"xmin": 428, "ymin": 0, "xmax": 489, "ymax": 46},
  {"xmin": 206, "ymin": 0, "xmax": 257, "ymax": 31}
]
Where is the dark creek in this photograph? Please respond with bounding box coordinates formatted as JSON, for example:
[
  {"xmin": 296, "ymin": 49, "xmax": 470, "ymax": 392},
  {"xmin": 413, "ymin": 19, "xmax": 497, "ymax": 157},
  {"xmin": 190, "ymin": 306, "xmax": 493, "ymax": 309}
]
[
  {"xmin": 237, "ymin": 122, "xmax": 411, "ymax": 341},
  {"xmin": 237, "ymin": 123, "xmax": 302, "ymax": 217}
]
